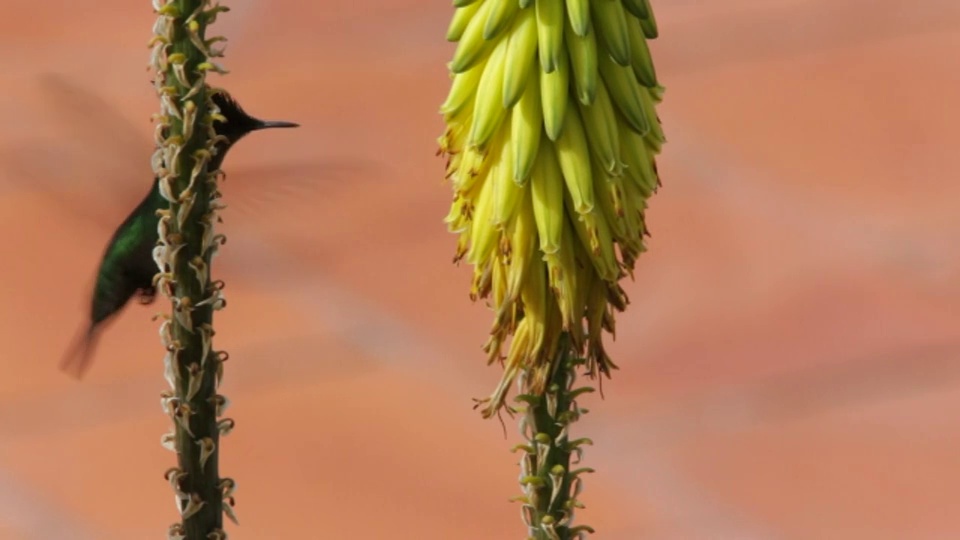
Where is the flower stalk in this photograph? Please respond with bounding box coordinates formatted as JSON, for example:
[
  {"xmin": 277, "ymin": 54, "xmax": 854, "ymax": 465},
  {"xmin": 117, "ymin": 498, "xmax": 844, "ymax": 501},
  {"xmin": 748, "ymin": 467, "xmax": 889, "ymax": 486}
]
[
  {"xmin": 150, "ymin": 0, "xmax": 235, "ymax": 537},
  {"xmin": 438, "ymin": 1, "xmax": 665, "ymax": 536},
  {"xmin": 514, "ymin": 335, "xmax": 596, "ymax": 540}
]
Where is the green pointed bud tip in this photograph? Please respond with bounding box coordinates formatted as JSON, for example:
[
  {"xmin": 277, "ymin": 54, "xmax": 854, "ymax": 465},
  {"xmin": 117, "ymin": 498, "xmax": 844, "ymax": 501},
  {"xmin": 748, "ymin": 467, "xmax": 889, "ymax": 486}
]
[
  {"xmin": 157, "ymin": 4, "xmax": 181, "ymax": 17},
  {"xmin": 567, "ymin": 437, "xmax": 593, "ymax": 448},
  {"xmin": 514, "ymin": 393, "xmax": 540, "ymax": 405},
  {"xmin": 520, "ymin": 475, "xmax": 546, "ymax": 487},
  {"xmin": 568, "ymin": 386, "xmax": 595, "ymax": 399}
]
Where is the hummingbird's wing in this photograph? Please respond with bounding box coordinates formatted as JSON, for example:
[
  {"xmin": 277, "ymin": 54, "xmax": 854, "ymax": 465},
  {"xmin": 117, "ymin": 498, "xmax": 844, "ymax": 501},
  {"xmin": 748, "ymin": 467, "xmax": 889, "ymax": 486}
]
[
  {"xmin": 0, "ymin": 74, "xmax": 155, "ymax": 231},
  {"xmin": 2, "ymin": 71, "xmax": 389, "ymax": 277},
  {"xmin": 225, "ymin": 159, "xmax": 382, "ymax": 221},
  {"xmin": 0, "ymin": 138, "xmax": 383, "ymax": 235},
  {"xmin": 36, "ymin": 73, "xmax": 148, "ymax": 165},
  {"xmin": 0, "ymin": 139, "xmax": 139, "ymax": 232},
  {"xmin": 2, "ymin": 73, "xmax": 386, "ymax": 234},
  {"xmin": 35, "ymin": 73, "xmax": 153, "ymax": 206}
]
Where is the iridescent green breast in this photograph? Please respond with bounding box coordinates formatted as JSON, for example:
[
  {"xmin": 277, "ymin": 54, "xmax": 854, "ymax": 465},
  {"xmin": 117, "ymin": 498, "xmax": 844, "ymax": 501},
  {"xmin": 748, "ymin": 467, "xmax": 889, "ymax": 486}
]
[{"xmin": 90, "ymin": 179, "xmax": 164, "ymax": 324}]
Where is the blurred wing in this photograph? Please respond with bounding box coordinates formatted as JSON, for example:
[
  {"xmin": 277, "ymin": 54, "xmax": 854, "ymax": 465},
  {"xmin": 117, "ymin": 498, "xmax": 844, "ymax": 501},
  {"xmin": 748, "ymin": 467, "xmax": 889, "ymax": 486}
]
[
  {"xmin": 35, "ymin": 73, "xmax": 152, "ymax": 188},
  {"xmin": 36, "ymin": 72, "xmax": 147, "ymax": 151},
  {"xmin": 5, "ymin": 72, "xmax": 388, "ymax": 280},
  {"xmin": 16, "ymin": 75, "xmax": 389, "ymax": 229},
  {"xmin": 0, "ymin": 138, "xmax": 145, "ymax": 232},
  {"xmin": 0, "ymin": 73, "xmax": 156, "ymax": 228},
  {"xmin": 224, "ymin": 158, "xmax": 385, "ymax": 222}
]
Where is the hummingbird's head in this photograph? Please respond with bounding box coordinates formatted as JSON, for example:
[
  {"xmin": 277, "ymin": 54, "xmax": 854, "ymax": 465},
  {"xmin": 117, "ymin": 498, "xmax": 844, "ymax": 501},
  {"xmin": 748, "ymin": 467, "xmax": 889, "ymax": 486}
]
[{"xmin": 211, "ymin": 91, "xmax": 299, "ymax": 146}]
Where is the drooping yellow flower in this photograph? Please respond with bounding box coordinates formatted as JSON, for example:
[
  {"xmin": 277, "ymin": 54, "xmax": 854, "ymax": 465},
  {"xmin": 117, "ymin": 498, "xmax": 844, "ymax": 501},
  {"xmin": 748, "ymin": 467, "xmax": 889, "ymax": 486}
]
[{"xmin": 439, "ymin": 0, "xmax": 665, "ymax": 418}]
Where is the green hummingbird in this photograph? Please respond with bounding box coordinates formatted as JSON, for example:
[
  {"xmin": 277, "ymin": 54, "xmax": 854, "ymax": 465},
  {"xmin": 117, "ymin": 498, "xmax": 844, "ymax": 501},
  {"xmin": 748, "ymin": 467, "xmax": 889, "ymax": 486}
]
[{"xmin": 59, "ymin": 91, "xmax": 298, "ymax": 377}]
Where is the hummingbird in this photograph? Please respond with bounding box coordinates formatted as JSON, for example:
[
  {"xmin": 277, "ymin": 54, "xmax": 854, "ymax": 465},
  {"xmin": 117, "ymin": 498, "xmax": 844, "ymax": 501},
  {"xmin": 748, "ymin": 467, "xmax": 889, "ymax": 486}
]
[{"xmin": 59, "ymin": 91, "xmax": 299, "ymax": 377}]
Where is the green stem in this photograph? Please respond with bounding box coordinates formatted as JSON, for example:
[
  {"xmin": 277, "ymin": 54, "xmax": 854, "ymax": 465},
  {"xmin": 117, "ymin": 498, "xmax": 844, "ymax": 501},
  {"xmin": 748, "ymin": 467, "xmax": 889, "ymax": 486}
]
[
  {"xmin": 516, "ymin": 334, "xmax": 595, "ymax": 540},
  {"xmin": 152, "ymin": 1, "xmax": 230, "ymax": 537},
  {"xmin": 170, "ymin": 12, "xmax": 221, "ymax": 536}
]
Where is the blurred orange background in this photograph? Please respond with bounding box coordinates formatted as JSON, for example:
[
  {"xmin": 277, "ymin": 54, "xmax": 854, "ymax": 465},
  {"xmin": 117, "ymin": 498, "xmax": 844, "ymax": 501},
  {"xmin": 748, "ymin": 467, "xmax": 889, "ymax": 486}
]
[{"xmin": 2, "ymin": 1, "xmax": 960, "ymax": 538}]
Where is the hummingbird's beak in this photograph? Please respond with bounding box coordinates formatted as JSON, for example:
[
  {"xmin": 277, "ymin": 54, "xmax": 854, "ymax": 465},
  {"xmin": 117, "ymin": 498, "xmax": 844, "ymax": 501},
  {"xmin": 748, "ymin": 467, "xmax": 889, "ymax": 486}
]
[{"xmin": 254, "ymin": 119, "xmax": 300, "ymax": 130}]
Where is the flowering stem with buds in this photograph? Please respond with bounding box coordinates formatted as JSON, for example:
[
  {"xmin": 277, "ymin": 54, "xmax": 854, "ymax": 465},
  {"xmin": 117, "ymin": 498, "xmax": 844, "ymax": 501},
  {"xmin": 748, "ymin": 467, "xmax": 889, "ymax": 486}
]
[
  {"xmin": 438, "ymin": 1, "xmax": 665, "ymax": 536},
  {"xmin": 514, "ymin": 335, "xmax": 596, "ymax": 540},
  {"xmin": 150, "ymin": 0, "xmax": 235, "ymax": 538}
]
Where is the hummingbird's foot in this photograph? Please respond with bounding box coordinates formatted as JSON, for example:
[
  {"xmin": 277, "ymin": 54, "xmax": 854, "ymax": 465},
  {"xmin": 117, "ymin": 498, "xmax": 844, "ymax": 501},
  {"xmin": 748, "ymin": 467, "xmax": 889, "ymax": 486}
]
[{"xmin": 138, "ymin": 287, "xmax": 157, "ymax": 305}]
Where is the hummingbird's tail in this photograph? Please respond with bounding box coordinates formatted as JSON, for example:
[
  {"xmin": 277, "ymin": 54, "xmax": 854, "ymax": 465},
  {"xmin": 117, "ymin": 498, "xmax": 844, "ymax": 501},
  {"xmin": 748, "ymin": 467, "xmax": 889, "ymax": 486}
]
[{"xmin": 59, "ymin": 324, "xmax": 101, "ymax": 379}]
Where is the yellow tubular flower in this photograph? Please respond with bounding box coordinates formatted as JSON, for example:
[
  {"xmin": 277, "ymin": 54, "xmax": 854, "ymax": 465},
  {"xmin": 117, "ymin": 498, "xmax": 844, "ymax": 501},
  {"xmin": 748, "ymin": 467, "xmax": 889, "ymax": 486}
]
[{"xmin": 438, "ymin": 0, "xmax": 665, "ymax": 419}]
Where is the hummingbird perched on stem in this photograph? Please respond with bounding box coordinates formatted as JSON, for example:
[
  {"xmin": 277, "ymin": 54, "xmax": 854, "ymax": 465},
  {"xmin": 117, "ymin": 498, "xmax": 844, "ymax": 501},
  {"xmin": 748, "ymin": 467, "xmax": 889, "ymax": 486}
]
[{"xmin": 59, "ymin": 91, "xmax": 298, "ymax": 378}]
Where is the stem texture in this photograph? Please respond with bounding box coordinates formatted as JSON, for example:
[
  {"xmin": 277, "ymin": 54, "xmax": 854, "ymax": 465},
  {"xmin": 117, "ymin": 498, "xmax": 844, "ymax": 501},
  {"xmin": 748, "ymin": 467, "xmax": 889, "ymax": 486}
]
[
  {"xmin": 150, "ymin": 1, "xmax": 234, "ymax": 537},
  {"xmin": 515, "ymin": 334, "xmax": 596, "ymax": 540}
]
